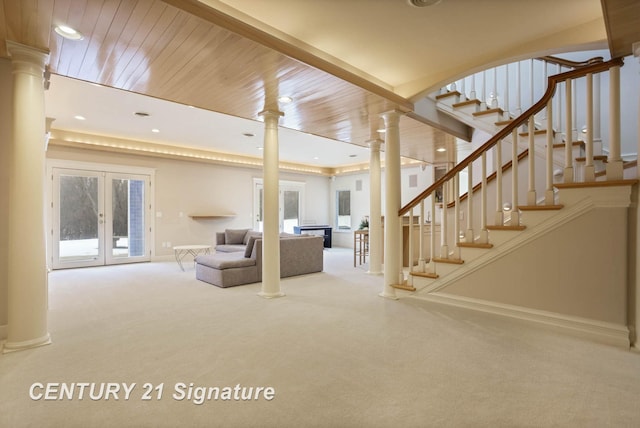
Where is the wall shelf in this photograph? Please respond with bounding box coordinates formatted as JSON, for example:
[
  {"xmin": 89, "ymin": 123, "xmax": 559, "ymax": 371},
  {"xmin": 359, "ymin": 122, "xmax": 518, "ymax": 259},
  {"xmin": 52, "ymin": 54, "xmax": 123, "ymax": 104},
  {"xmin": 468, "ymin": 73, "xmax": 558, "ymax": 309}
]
[{"xmin": 189, "ymin": 214, "xmax": 235, "ymax": 219}]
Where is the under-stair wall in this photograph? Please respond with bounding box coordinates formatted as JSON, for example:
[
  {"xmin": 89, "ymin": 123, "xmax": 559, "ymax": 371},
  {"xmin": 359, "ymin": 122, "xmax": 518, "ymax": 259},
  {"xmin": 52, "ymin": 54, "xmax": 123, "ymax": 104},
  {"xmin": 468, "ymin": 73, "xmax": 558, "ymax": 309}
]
[{"xmin": 414, "ymin": 184, "xmax": 633, "ymax": 347}]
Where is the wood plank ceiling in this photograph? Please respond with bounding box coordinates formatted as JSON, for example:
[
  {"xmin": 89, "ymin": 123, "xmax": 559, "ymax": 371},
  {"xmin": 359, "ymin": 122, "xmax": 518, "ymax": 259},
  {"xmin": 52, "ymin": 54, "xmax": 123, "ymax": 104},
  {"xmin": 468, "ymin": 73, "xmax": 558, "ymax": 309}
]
[{"xmin": 0, "ymin": 0, "xmax": 456, "ymax": 166}]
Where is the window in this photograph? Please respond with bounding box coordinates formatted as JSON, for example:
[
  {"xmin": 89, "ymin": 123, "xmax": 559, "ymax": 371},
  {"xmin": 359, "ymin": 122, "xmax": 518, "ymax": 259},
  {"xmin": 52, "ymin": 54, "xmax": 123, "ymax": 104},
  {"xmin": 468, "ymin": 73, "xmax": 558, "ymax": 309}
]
[{"xmin": 336, "ymin": 190, "xmax": 351, "ymax": 230}]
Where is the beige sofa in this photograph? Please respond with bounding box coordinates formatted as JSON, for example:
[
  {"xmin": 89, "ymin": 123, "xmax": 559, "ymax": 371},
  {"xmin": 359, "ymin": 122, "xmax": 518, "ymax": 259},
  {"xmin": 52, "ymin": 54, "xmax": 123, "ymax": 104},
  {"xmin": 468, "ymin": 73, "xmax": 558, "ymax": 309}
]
[{"xmin": 195, "ymin": 233, "xmax": 324, "ymax": 288}]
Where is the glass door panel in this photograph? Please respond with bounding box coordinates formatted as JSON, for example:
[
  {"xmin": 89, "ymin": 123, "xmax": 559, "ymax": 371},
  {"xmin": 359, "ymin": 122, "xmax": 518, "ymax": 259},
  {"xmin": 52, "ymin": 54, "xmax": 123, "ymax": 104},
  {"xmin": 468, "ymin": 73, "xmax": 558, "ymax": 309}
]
[
  {"xmin": 282, "ymin": 189, "xmax": 300, "ymax": 233},
  {"xmin": 53, "ymin": 170, "xmax": 104, "ymax": 268},
  {"xmin": 106, "ymin": 174, "xmax": 149, "ymax": 264}
]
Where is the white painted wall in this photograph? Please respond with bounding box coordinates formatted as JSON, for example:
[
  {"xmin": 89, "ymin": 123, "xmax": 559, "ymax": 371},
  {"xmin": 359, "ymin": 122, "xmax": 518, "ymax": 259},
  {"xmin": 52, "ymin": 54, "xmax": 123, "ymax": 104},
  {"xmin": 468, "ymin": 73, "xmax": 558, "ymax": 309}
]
[
  {"xmin": 331, "ymin": 163, "xmax": 435, "ymax": 248},
  {"xmin": 46, "ymin": 145, "xmax": 330, "ymax": 258}
]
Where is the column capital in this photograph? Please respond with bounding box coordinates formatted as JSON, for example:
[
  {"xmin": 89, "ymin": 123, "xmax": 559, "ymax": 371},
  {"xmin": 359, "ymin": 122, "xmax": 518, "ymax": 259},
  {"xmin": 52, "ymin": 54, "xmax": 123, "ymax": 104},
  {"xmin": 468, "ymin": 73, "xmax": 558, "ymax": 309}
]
[
  {"xmin": 380, "ymin": 109, "xmax": 405, "ymax": 124},
  {"xmin": 6, "ymin": 40, "xmax": 49, "ymax": 69},
  {"xmin": 367, "ymin": 139, "xmax": 383, "ymax": 151},
  {"xmin": 258, "ymin": 109, "xmax": 284, "ymax": 120}
]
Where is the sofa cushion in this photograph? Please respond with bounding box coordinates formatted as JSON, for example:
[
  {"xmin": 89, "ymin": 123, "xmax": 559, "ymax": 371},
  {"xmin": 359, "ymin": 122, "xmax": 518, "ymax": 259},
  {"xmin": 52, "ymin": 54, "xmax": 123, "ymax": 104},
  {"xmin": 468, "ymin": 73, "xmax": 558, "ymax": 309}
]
[
  {"xmin": 225, "ymin": 228, "xmax": 249, "ymax": 245},
  {"xmin": 215, "ymin": 244, "xmax": 246, "ymax": 253},
  {"xmin": 243, "ymin": 230, "xmax": 262, "ymax": 245},
  {"xmin": 195, "ymin": 253, "xmax": 256, "ymax": 269},
  {"xmin": 244, "ymin": 235, "xmax": 258, "ymax": 258}
]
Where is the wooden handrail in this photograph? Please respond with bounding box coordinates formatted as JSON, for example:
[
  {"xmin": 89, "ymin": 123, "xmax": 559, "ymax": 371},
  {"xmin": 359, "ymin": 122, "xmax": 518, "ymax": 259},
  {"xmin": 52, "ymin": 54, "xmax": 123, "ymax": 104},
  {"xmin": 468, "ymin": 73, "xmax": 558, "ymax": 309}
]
[
  {"xmin": 537, "ymin": 55, "xmax": 604, "ymax": 69},
  {"xmin": 399, "ymin": 56, "xmax": 624, "ymax": 216}
]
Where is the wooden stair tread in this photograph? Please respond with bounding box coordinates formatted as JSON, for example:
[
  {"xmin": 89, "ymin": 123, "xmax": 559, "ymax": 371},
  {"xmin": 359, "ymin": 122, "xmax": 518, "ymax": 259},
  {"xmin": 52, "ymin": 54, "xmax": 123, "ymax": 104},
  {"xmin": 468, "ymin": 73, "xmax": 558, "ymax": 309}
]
[
  {"xmin": 472, "ymin": 108, "xmax": 504, "ymax": 117},
  {"xmin": 432, "ymin": 257, "xmax": 464, "ymax": 265},
  {"xmin": 435, "ymin": 91, "xmax": 461, "ymax": 100},
  {"xmin": 457, "ymin": 242, "xmax": 494, "ymax": 249},
  {"xmin": 392, "ymin": 283, "xmax": 416, "ymax": 291},
  {"xmin": 553, "ymin": 141, "xmax": 584, "ymax": 149},
  {"xmin": 410, "ymin": 271, "xmax": 439, "ymax": 279},
  {"xmin": 575, "ymin": 155, "xmax": 608, "ymax": 162},
  {"xmin": 487, "ymin": 225, "xmax": 527, "ymax": 231},
  {"xmin": 519, "ymin": 129, "xmax": 550, "ymax": 136},
  {"xmin": 496, "ymin": 119, "xmax": 514, "ymax": 126},
  {"xmin": 453, "ymin": 99, "xmax": 481, "ymax": 108},
  {"xmin": 518, "ymin": 204, "xmax": 564, "ymax": 211},
  {"xmin": 554, "ymin": 179, "xmax": 638, "ymax": 189}
]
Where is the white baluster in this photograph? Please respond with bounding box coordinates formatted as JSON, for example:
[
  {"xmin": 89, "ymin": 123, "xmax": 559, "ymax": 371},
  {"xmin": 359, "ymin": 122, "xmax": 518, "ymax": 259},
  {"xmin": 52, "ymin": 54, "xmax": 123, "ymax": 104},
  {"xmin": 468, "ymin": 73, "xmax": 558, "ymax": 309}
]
[
  {"xmin": 555, "ymin": 64, "xmax": 562, "ymax": 143},
  {"xmin": 527, "ymin": 115, "xmax": 536, "ymax": 205},
  {"xmin": 510, "ymin": 129, "xmax": 520, "ymax": 226},
  {"xmin": 440, "ymin": 178, "xmax": 449, "ymax": 258},
  {"xmin": 481, "ymin": 70, "xmax": 487, "ymax": 109},
  {"xmin": 593, "ymin": 73, "xmax": 601, "ymax": 147},
  {"xmin": 418, "ymin": 200, "xmax": 425, "ymax": 272},
  {"xmin": 453, "ymin": 173, "xmax": 461, "ymax": 260},
  {"xmin": 460, "ymin": 76, "xmax": 466, "ymax": 101},
  {"xmin": 584, "ymin": 73, "xmax": 595, "ymax": 181},
  {"xmin": 495, "ymin": 140, "xmax": 503, "ymax": 225},
  {"xmin": 428, "ymin": 193, "xmax": 437, "ymax": 274},
  {"xmin": 469, "ymin": 72, "xmax": 476, "ymax": 100},
  {"xmin": 408, "ymin": 209, "xmax": 414, "ymax": 272},
  {"xmin": 607, "ymin": 65, "xmax": 623, "ymax": 179},
  {"xmin": 466, "ymin": 162, "xmax": 474, "ymax": 242},
  {"xmin": 504, "ymin": 64, "xmax": 510, "ymax": 118},
  {"xmin": 564, "ymin": 78, "xmax": 574, "ymax": 182},
  {"xmin": 491, "ymin": 67, "xmax": 498, "ymax": 108},
  {"xmin": 478, "ymin": 152, "xmax": 488, "ymax": 243},
  {"xmin": 516, "ymin": 61, "xmax": 522, "ymax": 116},
  {"xmin": 546, "ymin": 99, "xmax": 555, "ymax": 204},
  {"xmin": 529, "ymin": 59, "xmax": 535, "ymax": 108}
]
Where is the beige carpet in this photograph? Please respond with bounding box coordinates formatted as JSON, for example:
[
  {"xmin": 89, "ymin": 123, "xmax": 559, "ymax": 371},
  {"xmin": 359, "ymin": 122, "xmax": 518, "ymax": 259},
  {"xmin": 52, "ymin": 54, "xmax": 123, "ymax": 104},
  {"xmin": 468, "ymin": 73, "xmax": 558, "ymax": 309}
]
[{"xmin": 1, "ymin": 248, "xmax": 639, "ymax": 427}]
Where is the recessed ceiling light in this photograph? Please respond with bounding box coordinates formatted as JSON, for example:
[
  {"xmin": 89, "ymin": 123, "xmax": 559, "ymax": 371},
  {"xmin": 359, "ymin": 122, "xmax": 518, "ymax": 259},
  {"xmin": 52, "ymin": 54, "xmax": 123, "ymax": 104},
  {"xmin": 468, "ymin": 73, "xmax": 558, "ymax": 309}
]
[
  {"xmin": 313, "ymin": 157, "xmax": 319, "ymax": 160},
  {"xmin": 74, "ymin": 115, "xmax": 86, "ymax": 121},
  {"xmin": 134, "ymin": 112, "xmax": 150, "ymax": 117},
  {"xmin": 54, "ymin": 25, "xmax": 84, "ymax": 40},
  {"xmin": 278, "ymin": 96, "xmax": 293, "ymax": 104},
  {"xmin": 349, "ymin": 154, "xmax": 357, "ymax": 158},
  {"xmin": 257, "ymin": 147, "xmax": 264, "ymax": 150},
  {"xmin": 377, "ymin": 128, "xmax": 386, "ymax": 133},
  {"xmin": 436, "ymin": 147, "xmax": 446, "ymax": 152},
  {"xmin": 151, "ymin": 128, "xmax": 160, "ymax": 133},
  {"xmin": 407, "ymin": 0, "xmax": 442, "ymax": 7},
  {"xmin": 243, "ymin": 132, "xmax": 255, "ymax": 137}
]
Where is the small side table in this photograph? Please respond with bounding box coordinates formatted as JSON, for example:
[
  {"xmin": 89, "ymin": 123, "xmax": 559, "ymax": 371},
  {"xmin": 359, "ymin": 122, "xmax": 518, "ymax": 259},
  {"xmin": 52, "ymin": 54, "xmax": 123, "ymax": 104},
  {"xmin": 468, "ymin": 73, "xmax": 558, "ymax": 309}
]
[
  {"xmin": 173, "ymin": 245, "xmax": 211, "ymax": 271},
  {"xmin": 353, "ymin": 230, "xmax": 369, "ymax": 267}
]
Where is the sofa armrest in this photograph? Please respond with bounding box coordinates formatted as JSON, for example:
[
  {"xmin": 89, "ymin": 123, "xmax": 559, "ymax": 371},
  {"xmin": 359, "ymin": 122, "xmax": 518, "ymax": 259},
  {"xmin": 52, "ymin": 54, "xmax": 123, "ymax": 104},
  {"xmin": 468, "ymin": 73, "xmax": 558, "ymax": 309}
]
[{"xmin": 215, "ymin": 232, "xmax": 226, "ymax": 245}]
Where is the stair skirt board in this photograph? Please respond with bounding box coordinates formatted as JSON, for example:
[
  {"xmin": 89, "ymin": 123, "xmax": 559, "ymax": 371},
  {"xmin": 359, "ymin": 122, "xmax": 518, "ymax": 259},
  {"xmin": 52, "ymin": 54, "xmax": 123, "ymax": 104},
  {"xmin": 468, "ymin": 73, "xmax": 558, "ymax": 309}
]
[
  {"xmin": 409, "ymin": 291, "xmax": 630, "ymax": 348},
  {"xmin": 417, "ymin": 196, "xmax": 595, "ymax": 295}
]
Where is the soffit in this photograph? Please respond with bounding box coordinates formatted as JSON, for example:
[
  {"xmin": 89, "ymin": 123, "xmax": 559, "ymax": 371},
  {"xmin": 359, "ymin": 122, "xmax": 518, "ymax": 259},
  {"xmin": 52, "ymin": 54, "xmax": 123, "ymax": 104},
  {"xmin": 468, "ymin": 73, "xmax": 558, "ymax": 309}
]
[
  {"xmin": 601, "ymin": 0, "xmax": 640, "ymax": 58},
  {"xmin": 210, "ymin": 0, "xmax": 608, "ymax": 98}
]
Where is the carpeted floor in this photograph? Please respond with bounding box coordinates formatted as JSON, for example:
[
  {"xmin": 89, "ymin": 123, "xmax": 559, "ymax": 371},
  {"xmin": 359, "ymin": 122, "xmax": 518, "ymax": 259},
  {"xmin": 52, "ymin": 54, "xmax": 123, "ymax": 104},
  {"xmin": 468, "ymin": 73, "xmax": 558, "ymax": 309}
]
[{"xmin": 1, "ymin": 248, "xmax": 639, "ymax": 427}]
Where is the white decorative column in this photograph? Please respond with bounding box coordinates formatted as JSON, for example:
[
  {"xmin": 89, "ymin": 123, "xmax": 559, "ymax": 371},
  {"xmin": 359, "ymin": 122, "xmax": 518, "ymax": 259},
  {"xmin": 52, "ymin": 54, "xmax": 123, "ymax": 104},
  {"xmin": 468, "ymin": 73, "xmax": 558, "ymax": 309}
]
[
  {"xmin": 258, "ymin": 109, "xmax": 285, "ymax": 299},
  {"xmin": 368, "ymin": 139, "xmax": 383, "ymax": 275},
  {"xmin": 380, "ymin": 110, "xmax": 403, "ymax": 299},
  {"xmin": 3, "ymin": 41, "xmax": 50, "ymax": 353}
]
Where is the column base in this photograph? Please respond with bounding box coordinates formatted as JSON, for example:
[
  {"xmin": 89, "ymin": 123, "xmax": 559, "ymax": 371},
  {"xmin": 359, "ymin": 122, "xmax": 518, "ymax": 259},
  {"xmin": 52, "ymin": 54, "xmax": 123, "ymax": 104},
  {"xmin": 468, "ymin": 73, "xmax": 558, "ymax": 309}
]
[
  {"xmin": 258, "ymin": 291, "xmax": 286, "ymax": 299},
  {"xmin": 2, "ymin": 333, "xmax": 51, "ymax": 354},
  {"xmin": 367, "ymin": 270, "xmax": 383, "ymax": 275},
  {"xmin": 378, "ymin": 291, "xmax": 398, "ymax": 300}
]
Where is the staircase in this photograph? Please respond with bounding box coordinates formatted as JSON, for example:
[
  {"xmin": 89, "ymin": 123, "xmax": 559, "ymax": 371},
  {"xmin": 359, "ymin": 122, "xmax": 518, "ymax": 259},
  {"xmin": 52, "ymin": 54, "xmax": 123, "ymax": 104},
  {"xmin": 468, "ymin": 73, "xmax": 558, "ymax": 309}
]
[{"xmin": 395, "ymin": 56, "xmax": 638, "ymax": 348}]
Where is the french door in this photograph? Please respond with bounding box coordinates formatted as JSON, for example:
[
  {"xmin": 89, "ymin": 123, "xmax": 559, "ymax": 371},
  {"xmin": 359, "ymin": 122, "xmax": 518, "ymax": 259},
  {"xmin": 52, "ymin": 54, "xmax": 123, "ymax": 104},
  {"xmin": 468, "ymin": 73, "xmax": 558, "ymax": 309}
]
[
  {"xmin": 253, "ymin": 180, "xmax": 304, "ymax": 233},
  {"xmin": 52, "ymin": 168, "xmax": 151, "ymax": 269}
]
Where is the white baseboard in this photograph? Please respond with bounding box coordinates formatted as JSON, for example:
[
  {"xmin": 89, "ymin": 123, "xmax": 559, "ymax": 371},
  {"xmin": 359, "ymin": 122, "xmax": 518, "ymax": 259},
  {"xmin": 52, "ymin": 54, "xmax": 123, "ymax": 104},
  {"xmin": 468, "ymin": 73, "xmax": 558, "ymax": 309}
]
[{"xmin": 412, "ymin": 291, "xmax": 631, "ymax": 348}]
